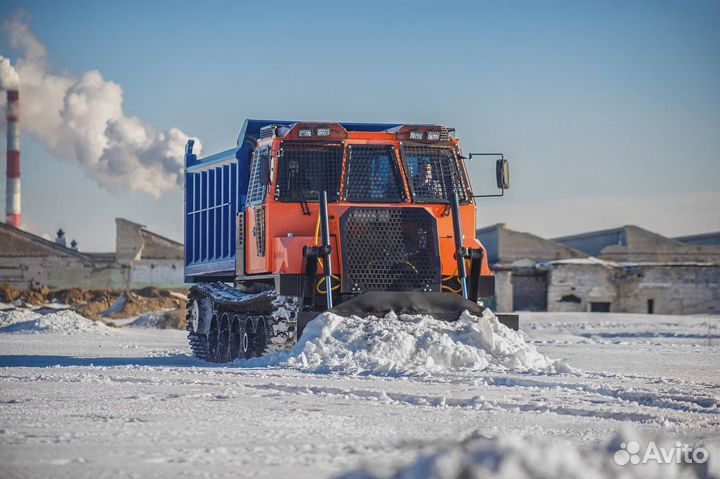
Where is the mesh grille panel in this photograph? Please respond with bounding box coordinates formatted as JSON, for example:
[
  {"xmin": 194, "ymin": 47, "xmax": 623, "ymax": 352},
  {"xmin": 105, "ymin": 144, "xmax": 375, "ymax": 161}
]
[
  {"xmin": 259, "ymin": 125, "xmax": 277, "ymax": 139},
  {"xmin": 276, "ymin": 142, "xmax": 343, "ymax": 202},
  {"xmin": 340, "ymin": 208, "xmax": 439, "ymax": 292},
  {"xmin": 343, "ymin": 145, "xmax": 406, "ymax": 203},
  {"xmin": 246, "ymin": 148, "xmax": 268, "ymax": 206},
  {"xmin": 236, "ymin": 212, "xmax": 245, "ymax": 274},
  {"xmin": 401, "ymin": 145, "xmax": 470, "ymax": 203},
  {"xmin": 254, "ymin": 206, "xmax": 265, "ymax": 256}
]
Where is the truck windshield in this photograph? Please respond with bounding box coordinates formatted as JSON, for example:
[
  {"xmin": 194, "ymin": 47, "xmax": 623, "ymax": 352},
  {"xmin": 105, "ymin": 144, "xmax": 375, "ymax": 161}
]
[
  {"xmin": 343, "ymin": 145, "xmax": 406, "ymax": 203},
  {"xmin": 401, "ymin": 145, "xmax": 471, "ymax": 203},
  {"xmin": 276, "ymin": 142, "xmax": 343, "ymax": 202}
]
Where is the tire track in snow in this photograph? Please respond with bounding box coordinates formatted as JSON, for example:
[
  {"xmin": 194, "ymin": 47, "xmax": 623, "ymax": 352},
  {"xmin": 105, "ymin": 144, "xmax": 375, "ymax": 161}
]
[
  {"xmin": 488, "ymin": 375, "xmax": 720, "ymax": 415},
  {"xmin": 243, "ymin": 382, "xmax": 669, "ymax": 424}
]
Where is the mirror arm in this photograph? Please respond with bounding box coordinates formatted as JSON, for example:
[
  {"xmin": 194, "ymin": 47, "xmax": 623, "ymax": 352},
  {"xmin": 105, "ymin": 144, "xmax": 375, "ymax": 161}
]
[
  {"xmin": 468, "ymin": 152, "xmax": 507, "ymax": 198},
  {"xmin": 473, "ymin": 189, "xmax": 505, "ymax": 199},
  {"xmin": 468, "ymin": 153, "xmax": 504, "ymax": 161}
]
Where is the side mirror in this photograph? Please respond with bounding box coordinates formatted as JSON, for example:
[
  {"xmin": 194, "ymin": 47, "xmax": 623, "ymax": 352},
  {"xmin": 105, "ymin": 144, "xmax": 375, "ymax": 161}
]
[
  {"xmin": 468, "ymin": 152, "xmax": 509, "ymax": 198},
  {"xmin": 496, "ymin": 159, "xmax": 510, "ymax": 190},
  {"xmin": 259, "ymin": 149, "xmax": 271, "ymax": 185}
]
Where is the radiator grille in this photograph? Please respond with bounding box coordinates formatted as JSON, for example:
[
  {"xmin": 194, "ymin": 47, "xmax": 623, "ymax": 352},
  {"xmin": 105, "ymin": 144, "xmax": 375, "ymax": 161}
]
[
  {"xmin": 254, "ymin": 206, "xmax": 265, "ymax": 257},
  {"xmin": 343, "ymin": 145, "xmax": 406, "ymax": 203},
  {"xmin": 236, "ymin": 212, "xmax": 245, "ymax": 274},
  {"xmin": 340, "ymin": 207, "xmax": 440, "ymax": 292},
  {"xmin": 259, "ymin": 125, "xmax": 277, "ymax": 139}
]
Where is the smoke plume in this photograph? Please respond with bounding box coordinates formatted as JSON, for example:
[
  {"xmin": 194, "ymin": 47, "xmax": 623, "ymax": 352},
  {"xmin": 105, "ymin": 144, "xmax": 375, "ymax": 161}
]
[{"xmin": 0, "ymin": 14, "xmax": 201, "ymax": 197}]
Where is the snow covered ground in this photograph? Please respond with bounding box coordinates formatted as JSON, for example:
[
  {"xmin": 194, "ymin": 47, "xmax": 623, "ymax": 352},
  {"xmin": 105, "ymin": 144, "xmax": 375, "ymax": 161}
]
[{"xmin": 0, "ymin": 308, "xmax": 718, "ymax": 478}]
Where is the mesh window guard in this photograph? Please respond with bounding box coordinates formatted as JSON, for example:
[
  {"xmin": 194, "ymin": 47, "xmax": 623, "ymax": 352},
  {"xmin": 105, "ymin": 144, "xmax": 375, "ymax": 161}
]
[
  {"xmin": 276, "ymin": 143, "xmax": 343, "ymax": 202},
  {"xmin": 246, "ymin": 148, "xmax": 268, "ymax": 206},
  {"xmin": 401, "ymin": 145, "xmax": 471, "ymax": 203},
  {"xmin": 343, "ymin": 145, "xmax": 406, "ymax": 203}
]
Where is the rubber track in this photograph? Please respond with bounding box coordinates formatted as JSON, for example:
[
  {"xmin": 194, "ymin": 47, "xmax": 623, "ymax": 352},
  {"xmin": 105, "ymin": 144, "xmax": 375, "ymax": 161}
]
[
  {"xmin": 191, "ymin": 282, "xmax": 275, "ymax": 315},
  {"xmin": 186, "ymin": 283, "xmax": 297, "ymax": 361},
  {"xmin": 186, "ymin": 288, "xmax": 209, "ymax": 360}
]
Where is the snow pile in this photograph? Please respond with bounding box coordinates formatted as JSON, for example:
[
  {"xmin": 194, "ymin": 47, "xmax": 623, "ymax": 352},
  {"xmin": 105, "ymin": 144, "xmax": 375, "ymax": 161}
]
[
  {"xmin": 249, "ymin": 309, "xmax": 571, "ymax": 375},
  {"xmin": 126, "ymin": 312, "xmax": 166, "ymax": 328},
  {"xmin": 0, "ymin": 309, "xmax": 111, "ymax": 335},
  {"xmin": 126, "ymin": 310, "xmax": 184, "ymax": 329},
  {"xmin": 336, "ymin": 430, "xmax": 717, "ymax": 479}
]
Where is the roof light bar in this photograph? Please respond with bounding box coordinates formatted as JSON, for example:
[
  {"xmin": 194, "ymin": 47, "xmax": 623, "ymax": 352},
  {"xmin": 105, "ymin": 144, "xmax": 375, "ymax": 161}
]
[
  {"xmin": 395, "ymin": 124, "xmax": 450, "ymax": 142},
  {"xmin": 286, "ymin": 122, "xmax": 348, "ymax": 140}
]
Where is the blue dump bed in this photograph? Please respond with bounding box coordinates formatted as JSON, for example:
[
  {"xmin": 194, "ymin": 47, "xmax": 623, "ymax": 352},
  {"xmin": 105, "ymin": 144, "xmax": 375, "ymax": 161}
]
[{"xmin": 184, "ymin": 119, "xmax": 402, "ymax": 283}]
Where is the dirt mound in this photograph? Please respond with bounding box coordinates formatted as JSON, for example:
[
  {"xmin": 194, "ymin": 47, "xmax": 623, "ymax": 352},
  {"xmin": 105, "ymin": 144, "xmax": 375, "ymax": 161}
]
[
  {"xmin": 0, "ymin": 283, "xmax": 187, "ymax": 327},
  {"xmin": 0, "ymin": 283, "xmax": 48, "ymax": 305},
  {"xmin": 112, "ymin": 291, "xmax": 185, "ymax": 319},
  {"xmin": 54, "ymin": 289, "xmax": 119, "ymax": 319}
]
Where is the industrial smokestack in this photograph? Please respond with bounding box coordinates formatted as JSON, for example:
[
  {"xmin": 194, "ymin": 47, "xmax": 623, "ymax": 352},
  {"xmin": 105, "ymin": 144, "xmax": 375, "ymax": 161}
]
[{"xmin": 5, "ymin": 89, "xmax": 20, "ymax": 228}]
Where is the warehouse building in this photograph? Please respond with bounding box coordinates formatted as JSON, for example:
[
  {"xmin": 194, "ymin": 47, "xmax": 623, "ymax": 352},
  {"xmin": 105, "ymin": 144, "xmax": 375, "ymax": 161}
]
[
  {"xmin": 674, "ymin": 232, "xmax": 720, "ymax": 247},
  {"xmin": 479, "ymin": 224, "xmax": 720, "ymax": 315},
  {"xmin": 553, "ymin": 225, "xmax": 720, "ymax": 262},
  {"xmin": 0, "ymin": 218, "xmax": 184, "ymax": 290},
  {"xmin": 476, "ymin": 223, "xmax": 587, "ymax": 312}
]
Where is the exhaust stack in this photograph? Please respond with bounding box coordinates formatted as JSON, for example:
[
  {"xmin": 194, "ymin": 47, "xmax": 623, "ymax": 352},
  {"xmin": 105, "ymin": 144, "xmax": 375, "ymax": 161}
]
[{"xmin": 5, "ymin": 89, "xmax": 20, "ymax": 228}]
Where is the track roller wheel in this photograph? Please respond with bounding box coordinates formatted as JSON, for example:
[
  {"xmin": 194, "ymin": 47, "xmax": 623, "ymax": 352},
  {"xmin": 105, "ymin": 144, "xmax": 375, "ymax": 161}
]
[
  {"xmin": 229, "ymin": 314, "xmax": 242, "ymax": 361},
  {"xmin": 254, "ymin": 315, "xmax": 269, "ymax": 357},
  {"xmin": 239, "ymin": 316, "xmax": 253, "ymax": 359},
  {"xmin": 218, "ymin": 313, "xmax": 231, "ymax": 363},
  {"xmin": 208, "ymin": 314, "xmax": 220, "ymax": 363}
]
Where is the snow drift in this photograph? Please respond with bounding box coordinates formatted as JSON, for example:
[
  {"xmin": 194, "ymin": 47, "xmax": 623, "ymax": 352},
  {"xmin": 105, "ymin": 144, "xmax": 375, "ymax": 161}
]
[
  {"xmin": 336, "ymin": 429, "xmax": 717, "ymax": 479},
  {"xmin": 247, "ymin": 309, "xmax": 571, "ymax": 375},
  {"xmin": 0, "ymin": 308, "xmax": 111, "ymax": 335}
]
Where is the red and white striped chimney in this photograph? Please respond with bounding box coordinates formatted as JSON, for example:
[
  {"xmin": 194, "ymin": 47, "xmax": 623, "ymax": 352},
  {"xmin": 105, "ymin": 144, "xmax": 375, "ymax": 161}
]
[{"xmin": 6, "ymin": 89, "xmax": 20, "ymax": 228}]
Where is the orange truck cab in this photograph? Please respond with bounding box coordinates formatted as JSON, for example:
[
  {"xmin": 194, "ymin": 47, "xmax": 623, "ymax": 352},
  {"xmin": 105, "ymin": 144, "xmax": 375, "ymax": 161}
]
[{"xmin": 184, "ymin": 120, "xmax": 514, "ymax": 335}]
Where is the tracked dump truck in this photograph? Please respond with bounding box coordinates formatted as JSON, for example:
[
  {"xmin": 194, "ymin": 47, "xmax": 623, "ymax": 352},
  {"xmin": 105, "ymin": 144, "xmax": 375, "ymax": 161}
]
[{"xmin": 184, "ymin": 120, "xmax": 516, "ymax": 363}]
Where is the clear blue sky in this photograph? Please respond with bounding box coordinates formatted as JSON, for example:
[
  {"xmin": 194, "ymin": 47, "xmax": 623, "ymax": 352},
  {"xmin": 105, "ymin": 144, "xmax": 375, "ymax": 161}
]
[{"xmin": 1, "ymin": 0, "xmax": 719, "ymax": 251}]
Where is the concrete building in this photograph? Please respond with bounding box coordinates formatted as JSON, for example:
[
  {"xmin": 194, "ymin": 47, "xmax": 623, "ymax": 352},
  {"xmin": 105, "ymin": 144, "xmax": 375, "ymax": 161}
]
[
  {"xmin": 0, "ymin": 219, "xmax": 184, "ymax": 290},
  {"xmin": 114, "ymin": 219, "xmax": 184, "ymax": 288},
  {"xmin": 542, "ymin": 259, "xmax": 720, "ymax": 315},
  {"xmin": 479, "ymin": 224, "xmax": 720, "ymax": 315}
]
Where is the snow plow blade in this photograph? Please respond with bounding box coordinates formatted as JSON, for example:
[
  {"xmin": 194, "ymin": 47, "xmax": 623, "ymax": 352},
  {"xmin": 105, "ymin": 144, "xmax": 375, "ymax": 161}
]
[{"xmin": 297, "ymin": 292, "xmax": 519, "ymax": 338}]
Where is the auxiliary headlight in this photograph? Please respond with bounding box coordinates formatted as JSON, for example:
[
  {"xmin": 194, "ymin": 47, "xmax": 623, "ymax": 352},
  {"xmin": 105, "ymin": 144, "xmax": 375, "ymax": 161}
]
[{"xmin": 426, "ymin": 131, "xmax": 441, "ymax": 141}]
